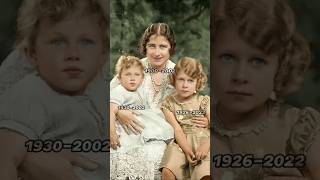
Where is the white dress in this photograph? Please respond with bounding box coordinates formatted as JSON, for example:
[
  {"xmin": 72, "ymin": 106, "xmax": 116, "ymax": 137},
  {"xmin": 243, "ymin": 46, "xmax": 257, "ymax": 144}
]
[{"xmin": 110, "ymin": 58, "xmax": 175, "ymax": 180}]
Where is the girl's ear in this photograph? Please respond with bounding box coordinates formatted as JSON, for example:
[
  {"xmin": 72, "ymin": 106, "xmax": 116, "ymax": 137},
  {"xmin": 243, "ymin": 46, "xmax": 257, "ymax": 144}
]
[{"xmin": 25, "ymin": 47, "xmax": 38, "ymax": 67}]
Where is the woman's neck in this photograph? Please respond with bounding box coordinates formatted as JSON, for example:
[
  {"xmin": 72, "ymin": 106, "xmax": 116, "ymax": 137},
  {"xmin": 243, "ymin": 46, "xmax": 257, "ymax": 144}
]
[{"xmin": 217, "ymin": 102, "xmax": 268, "ymax": 130}]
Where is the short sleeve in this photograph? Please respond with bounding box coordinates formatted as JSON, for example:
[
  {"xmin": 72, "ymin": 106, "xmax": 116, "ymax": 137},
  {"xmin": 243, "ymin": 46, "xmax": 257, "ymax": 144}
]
[
  {"xmin": 287, "ymin": 107, "xmax": 320, "ymax": 155},
  {"xmin": 161, "ymin": 96, "xmax": 174, "ymax": 112},
  {"xmin": 200, "ymin": 95, "xmax": 210, "ymax": 111},
  {"xmin": 110, "ymin": 85, "xmax": 125, "ymax": 105},
  {"xmin": 0, "ymin": 75, "xmax": 49, "ymax": 139}
]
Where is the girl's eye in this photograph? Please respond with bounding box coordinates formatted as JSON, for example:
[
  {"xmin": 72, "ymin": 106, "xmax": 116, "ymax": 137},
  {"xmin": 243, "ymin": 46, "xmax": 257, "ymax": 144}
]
[
  {"xmin": 124, "ymin": 73, "xmax": 131, "ymax": 76},
  {"xmin": 220, "ymin": 53, "xmax": 235, "ymax": 64},
  {"xmin": 134, "ymin": 73, "xmax": 142, "ymax": 76},
  {"xmin": 50, "ymin": 38, "xmax": 66, "ymax": 47},
  {"xmin": 251, "ymin": 57, "xmax": 267, "ymax": 66},
  {"xmin": 187, "ymin": 79, "xmax": 194, "ymax": 83},
  {"xmin": 80, "ymin": 39, "xmax": 95, "ymax": 46}
]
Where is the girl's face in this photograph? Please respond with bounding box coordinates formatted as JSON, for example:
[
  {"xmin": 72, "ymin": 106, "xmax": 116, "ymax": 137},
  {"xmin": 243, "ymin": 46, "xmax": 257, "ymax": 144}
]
[
  {"xmin": 212, "ymin": 24, "xmax": 279, "ymax": 113},
  {"xmin": 146, "ymin": 35, "xmax": 171, "ymax": 70},
  {"xmin": 118, "ymin": 66, "xmax": 144, "ymax": 92},
  {"xmin": 31, "ymin": 10, "xmax": 106, "ymax": 96},
  {"xmin": 175, "ymin": 70, "xmax": 197, "ymax": 101}
]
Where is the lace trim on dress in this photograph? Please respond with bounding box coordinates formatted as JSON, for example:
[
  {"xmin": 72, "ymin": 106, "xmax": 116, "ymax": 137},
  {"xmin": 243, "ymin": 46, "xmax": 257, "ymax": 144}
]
[{"xmin": 213, "ymin": 101, "xmax": 280, "ymax": 137}]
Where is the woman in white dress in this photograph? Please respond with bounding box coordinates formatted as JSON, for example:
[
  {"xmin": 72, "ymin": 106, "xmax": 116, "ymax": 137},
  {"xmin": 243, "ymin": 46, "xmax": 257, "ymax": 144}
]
[{"xmin": 110, "ymin": 23, "xmax": 209, "ymax": 179}]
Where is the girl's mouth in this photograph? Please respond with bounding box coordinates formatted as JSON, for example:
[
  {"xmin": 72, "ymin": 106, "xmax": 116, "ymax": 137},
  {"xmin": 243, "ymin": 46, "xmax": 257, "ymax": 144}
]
[{"xmin": 226, "ymin": 90, "xmax": 252, "ymax": 96}]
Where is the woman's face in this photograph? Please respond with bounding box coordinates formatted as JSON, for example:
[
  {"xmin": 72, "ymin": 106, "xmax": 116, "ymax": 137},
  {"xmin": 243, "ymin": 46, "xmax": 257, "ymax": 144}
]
[
  {"xmin": 146, "ymin": 35, "xmax": 171, "ymax": 70},
  {"xmin": 212, "ymin": 24, "xmax": 279, "ymax": 113}
]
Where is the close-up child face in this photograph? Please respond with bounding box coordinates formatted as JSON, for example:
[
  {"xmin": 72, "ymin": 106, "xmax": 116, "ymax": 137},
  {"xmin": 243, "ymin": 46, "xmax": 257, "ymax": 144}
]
[
  {"xmin": 212, "ymin": 24, "xmax": 279, "ymax": 113},
  {"xmin": 175, "ymin": 70, "xmax": 197, "ymax": 100},
  {"xmin": 146, "ymin": 35, "xmax": 171, "ymax": 69},
  {"xmin": 30, "ymin": 6, "xmax": 105, "ymax": 95},
  {"xmin": 119, "ymin": 66, "xmax": 144, "ymax": 91}
]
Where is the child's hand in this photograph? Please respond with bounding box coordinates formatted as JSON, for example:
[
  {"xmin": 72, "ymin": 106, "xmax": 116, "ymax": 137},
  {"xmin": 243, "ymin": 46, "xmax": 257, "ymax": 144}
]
[
  {"xmin": 110, "ymin": 130, "xmax": 120, "ymax": 150},
  {"xmin": 185, "ymin": 149, "xmax": 198, "ymax": 166},
  {"xmin": 195, "ymin": 141, "xmax": 210, "ymax": 161}
]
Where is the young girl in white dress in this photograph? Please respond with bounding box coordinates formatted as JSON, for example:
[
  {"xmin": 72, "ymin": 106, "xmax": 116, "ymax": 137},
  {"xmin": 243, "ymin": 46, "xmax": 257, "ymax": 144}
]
[{"xmin": 110, "ymin": 55, "xmax": 173, "ymax": 180}]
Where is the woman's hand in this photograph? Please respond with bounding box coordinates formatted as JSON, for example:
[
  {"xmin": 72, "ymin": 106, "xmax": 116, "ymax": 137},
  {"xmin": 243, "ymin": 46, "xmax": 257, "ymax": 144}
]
[
  {"xmin": 191, "ymin": 115, "xmax": 209, "ymax": 128},
  {"xmin": 116, "ymin": 109, "xmax": 145, "ymax": 135},
  {"xmin": 195, "ymin": 140, "xmax": 210, "ymax": 161},
  {"xmin": 110, "ymin": 129, "xmax": 121, "ymax": 150},
  {"xmin": 19, "ymin": 151, "xmax": 99, "ymax": 180}
]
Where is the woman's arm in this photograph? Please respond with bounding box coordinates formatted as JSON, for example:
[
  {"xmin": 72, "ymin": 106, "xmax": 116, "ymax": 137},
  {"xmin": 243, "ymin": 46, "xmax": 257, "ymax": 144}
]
[
  {"xmin": 110, "ymin": 103, "xmax": 120, "ymax": 149},
  {"xmin": 116, "ymin": 109, "xmax": 144, "ymax": 135},
  {"xmin": 0, "ymin": 129, "xmax": 27, "ymax": 180}
]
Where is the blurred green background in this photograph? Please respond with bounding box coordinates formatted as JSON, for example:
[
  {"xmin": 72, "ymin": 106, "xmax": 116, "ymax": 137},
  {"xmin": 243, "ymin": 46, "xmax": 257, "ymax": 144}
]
[{"xmin": 0, "ymin": 0, "xmax": 319, "ymax": 108}]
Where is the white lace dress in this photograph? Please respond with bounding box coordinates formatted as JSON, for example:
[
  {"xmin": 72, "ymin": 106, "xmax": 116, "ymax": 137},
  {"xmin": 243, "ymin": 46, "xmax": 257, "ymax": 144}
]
[{"xmin": 110, "ymin": 58, "xmax": 175, "ymax": 180}]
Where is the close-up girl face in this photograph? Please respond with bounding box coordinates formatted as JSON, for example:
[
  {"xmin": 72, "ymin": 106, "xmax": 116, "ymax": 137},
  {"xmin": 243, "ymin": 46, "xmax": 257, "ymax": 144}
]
[
  {"xmin": 175, "ymin": 70, "xmax": 197, "ymax": 101},
  {"xmin": 212, "ymin": 24, "xmax": 279, "ymax": 113},
  {"xmin": 146, "ymin": 34, "xmax": 171, "ymax": 70},
  {"xmin": 31, "ymin": 11, "xmax": 106, "ymax": 96},
  {"xmin": 118, "ymin": 66, "xmax": 144, "ymax": 92}
]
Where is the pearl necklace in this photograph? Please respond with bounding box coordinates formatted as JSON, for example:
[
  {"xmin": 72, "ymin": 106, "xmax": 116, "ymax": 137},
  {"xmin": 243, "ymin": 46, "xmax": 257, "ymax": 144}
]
[{"xmin": 148, "ymin": 60, "xmax": 168, "ymax": 93}]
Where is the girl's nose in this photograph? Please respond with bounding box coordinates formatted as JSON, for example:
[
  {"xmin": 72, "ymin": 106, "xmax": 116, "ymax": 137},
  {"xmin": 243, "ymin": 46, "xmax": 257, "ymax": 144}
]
[
  {"xmin": 65, "ymin": 44, "xmax": 79, "ymax": 61},
  {"xmin": 231, "ymin": 63, "xmax": 248, "ymax": 84}
]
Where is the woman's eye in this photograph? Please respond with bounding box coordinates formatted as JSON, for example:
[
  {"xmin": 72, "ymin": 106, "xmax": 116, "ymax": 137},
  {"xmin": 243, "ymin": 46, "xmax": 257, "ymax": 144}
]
[
  {"xmin": 220, "ymin": 53, "xmax": 235, "ymax": 64},
  {"xmin": 146, "ymin": 44, "xmax": 156, "ymax": 48},
  {"xmin": 159, "ymin": 45, "xmax": 168, "ymax": 49},
  {"xmin": 251, "ymin": 57, "xmax": 267, "ymax": 66}
]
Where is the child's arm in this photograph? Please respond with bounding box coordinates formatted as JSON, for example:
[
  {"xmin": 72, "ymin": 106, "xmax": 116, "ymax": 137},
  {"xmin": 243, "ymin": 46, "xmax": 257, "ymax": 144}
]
[
  {"xmin": 0, "ymin": 129, "xmax": 27, "ymax": 180},
  {"xmin": 110, "ymin": 103, "xmax": 120, "ymax": 150},
  {"xmin": 195, "ymin": 139, "xmax": 210, "ymax": 161},
  {"xmin": 162, "ymin": 109, "xmax": 197, "ymax": 165}
]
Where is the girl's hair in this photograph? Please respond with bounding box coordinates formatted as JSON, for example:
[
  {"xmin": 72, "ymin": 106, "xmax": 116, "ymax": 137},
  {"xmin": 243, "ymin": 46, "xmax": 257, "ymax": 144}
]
[
  {"xmin": 212, "ymin": 0, "xmax": 311, "ymax": 97},
  {"xmin": 115, "ymin": 55, "xmax": 145, "ymax": 77},
  {"xmin": 16, "ymin": 0, "xmax": 108, "ymax": 56},
  {"xmin": 139, "ymin": 23, "xmax": 176, "ymax": 56},
  {"xmin": 170, "ymin": 57, "xmax": 207, "ymax": 92}
]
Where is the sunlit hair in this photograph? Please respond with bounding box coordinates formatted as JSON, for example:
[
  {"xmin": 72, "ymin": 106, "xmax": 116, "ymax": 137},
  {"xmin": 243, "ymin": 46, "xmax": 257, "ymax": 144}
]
[
  {"xmin": 115, "ymin": 55, "xmax": 145, "ymax": 78},
  {"xmin": 212, "ymin": 0, "xmax": 311, "ymax": 97},
  {"xmin": 139, "ymin": 23, "xmax": 176, "ymax": 56},
  {"xmin": 170, "ymin": 57, "xmax": 207, "ymax": 92},
  {"xmin": 16, "ymin": 0, "xmax": 108, "ymax": 56}
]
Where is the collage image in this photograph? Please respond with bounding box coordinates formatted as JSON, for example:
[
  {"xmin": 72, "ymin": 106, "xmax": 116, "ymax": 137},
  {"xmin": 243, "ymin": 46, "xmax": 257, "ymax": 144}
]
[{"xmin": 0, "ymin": 0, "xmax": 319, "ymax": 180}]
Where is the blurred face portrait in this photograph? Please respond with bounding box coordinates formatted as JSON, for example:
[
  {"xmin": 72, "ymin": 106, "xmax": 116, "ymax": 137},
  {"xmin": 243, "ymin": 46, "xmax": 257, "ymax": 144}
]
[
  {"xmin": 31, "ymin": 11, "xmax": 106, "ymax": 96},
  {"xmin": 212, "ymin": 24, "xmax": 279, "ymax": 113}
]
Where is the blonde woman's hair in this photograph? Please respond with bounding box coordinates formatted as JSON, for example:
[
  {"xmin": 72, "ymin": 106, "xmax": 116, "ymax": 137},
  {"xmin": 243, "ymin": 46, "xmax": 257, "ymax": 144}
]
[
  {"xmin": 170, "ymin": 57, "xmax": 207, "ymax": 92},
  {"xmin": 115, "ymin": 55, "xmax": 145, "ymax": 77},
  {"xmin": 16, "ymin": 0, "xmax": 108, "ymax": 56}
]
